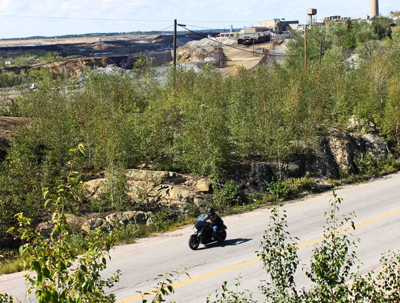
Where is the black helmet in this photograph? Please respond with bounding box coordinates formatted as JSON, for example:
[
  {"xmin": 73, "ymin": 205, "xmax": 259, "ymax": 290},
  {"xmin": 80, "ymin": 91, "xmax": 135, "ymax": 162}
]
[{"xmin": 208, "ymin": 207, "xmax": 215, "ymax": 214}]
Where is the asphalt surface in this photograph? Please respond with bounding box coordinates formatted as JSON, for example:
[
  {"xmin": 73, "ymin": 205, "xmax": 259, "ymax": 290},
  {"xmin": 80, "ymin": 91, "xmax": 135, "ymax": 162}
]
[{"xmin": 1, "ymin": 173, "xmax": 400, "ymax": 302}]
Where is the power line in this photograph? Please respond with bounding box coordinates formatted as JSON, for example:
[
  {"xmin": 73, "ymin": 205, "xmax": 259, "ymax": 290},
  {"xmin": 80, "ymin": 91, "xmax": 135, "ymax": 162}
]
[
  {"xmin": 129, "ymin": 25, "xmax": 174, "ymax": 41},
  {"xmin": 184, "ymin": 24, "xmax": 222, "ymax": 30},
  {"xmin": 0, "ymin": 14, "xmax": 172, "ymax": 22},
  {"xmin": 0, "ymin": 14, "xmax": 261, "ymax": 23}
]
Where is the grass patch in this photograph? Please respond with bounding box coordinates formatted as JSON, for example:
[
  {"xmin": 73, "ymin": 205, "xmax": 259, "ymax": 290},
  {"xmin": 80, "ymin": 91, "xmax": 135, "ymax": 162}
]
[
  {"xmin": 0, "ymin": 257, "xmax": 24, "ymax": 275},
  {"xmin": 0, "ymin": 249, "xmax": 24, "ymax": 275}
]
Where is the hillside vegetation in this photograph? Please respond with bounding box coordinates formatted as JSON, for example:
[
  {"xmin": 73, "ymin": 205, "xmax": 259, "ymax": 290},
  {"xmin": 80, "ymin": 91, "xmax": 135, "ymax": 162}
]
[{"xmin": 0, "ymin": 19, "xmax": 400, "ymax": 245}]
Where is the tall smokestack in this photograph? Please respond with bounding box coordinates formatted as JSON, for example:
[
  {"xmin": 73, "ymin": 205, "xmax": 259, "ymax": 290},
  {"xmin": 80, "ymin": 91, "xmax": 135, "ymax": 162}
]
[{"xmin": 370, "ymin": 0, "xmax": 379, "ymax": 18}]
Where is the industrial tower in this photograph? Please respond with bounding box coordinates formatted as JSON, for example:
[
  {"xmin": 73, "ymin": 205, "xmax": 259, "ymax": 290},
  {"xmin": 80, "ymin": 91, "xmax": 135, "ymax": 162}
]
[{"xmin": 370, "ymin": 0, "xmax": 379, "ymax": 18}]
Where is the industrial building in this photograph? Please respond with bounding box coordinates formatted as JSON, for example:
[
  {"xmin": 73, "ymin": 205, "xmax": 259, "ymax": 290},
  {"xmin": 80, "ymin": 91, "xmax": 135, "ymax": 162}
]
[
  {"xmin": 257, "ymin": 19, "xmax": 299, "ymax": 33},
  {"xmin": 241, "ymin": 27, "xmax": 269, "ymax": 34},
  {"xmin": 236, "ymin": 27, "xmax": 271, "ymax": 45}
]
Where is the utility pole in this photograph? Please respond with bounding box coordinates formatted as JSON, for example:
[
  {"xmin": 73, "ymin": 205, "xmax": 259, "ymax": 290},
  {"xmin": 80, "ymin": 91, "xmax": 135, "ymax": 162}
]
[
  {"xmin": 173, "ymin": 19, "xmax": 177, "ymax": 69},
  {"xmin": 304, "ymin": 25, "xmax": 307, "ymax": 72},
  {"xmin": 253, "ymin": 38, "xmax": 255, "ymax": 57}
]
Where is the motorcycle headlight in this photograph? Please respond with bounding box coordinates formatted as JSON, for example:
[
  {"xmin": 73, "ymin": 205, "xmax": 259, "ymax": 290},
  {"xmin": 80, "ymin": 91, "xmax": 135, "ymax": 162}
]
[{"xmin": 193, "ymin": 227, "xmax": 198, "ymax": 233}]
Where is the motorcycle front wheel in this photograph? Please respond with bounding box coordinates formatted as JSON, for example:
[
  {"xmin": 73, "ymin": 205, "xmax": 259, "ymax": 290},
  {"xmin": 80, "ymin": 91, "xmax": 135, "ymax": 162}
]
[
  {"xmin": 189, "ymin": 234, "xmax": 200, "ymax": 250},
  {"xmin": 217, "ymin": 230, "xmax": 227, "ymax": 242}
]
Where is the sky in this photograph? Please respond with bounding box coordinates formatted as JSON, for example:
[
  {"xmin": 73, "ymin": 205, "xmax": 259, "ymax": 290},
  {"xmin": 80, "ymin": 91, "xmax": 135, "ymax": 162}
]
[{"xmin": 0, "ymin": 0, "xmax": 397, "ymax": 39}]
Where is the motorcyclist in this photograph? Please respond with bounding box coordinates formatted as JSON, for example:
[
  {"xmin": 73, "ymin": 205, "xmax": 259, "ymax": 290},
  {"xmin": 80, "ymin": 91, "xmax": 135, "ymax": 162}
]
[{"xmin": 208, "ymin": 207, "xmax": 224, "ymax": 240}]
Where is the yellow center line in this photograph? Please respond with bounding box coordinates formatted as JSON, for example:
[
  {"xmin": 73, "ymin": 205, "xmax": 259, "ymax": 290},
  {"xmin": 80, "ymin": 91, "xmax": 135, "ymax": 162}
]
[{"xmin": 117, "ymin": 207, "xmax": 400, "ymax": 303}]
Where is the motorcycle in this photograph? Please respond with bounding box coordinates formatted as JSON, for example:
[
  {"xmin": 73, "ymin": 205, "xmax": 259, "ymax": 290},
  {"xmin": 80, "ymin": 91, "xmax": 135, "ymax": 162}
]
[{"xmin": 189, "ymin": 214, "xmax": 227, "ymax": 250}]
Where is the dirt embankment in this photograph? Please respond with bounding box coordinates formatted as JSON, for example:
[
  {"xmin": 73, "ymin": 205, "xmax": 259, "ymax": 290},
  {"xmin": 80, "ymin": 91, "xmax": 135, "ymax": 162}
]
[{"xmin": 0, "ymin": 57, "xmax": 115, "ymax": 75}]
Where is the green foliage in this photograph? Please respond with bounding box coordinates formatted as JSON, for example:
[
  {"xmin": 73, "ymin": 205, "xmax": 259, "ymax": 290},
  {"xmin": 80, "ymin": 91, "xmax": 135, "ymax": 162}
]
[
  {"xmin": 0, "ymin": 249, "xmax": 24, "ymax": 275},
  {"xmin": 372, "ymin": 17, "xmax": 393, "ymax": 40},
  {"xmin": 213, "ymin": 180, "xmax": 243, "ymax": 210},
  {"xmin": 258, "ymin": 208, "xmax": 300, "ymax": 302},
  {"xmin": 342, "ymin": 32, "xmax": 357, "ymax": 49},
  {"xmin": 0, "ymin": 72, "xmax": 23, "ymax": 88},
  {"xmin": 378, "ymin": 155, "xmax": 400, "ymax": 173},
  {"xmin": 2, "ymin": 146, "xmax": 121, "ymax": 303},
  {"xmin": 207, "ymin": 276, "xmax": 256, "ymax": 303},
  {"xmin": 351, "ymin": 250, "xmax": 400, "ymax": 302},
  {"xmin": 101, "ymin": 165, "xmax": 130, "ymax": 211},
  {"xmin": 354, "ymin": 151, "xmax": 379, "ymax": 176},
  {"xmin": 303, "ymin": 192, "xmax": 358, "ymax": 302},
  {"xmin": 138, "ymin": 269, "xmax": 190, "ymax": 303},
  {"xmin": 217, "ymin": 191, "xmax": 400, "ymax": 302},
  {"xmin": 133, "ymin": 55, "xmax": 153, "ymax": 69},
  {"xmin": 1, "ymin": 25, "xmax": 400, "ymax": 244},
  {"xmin": 267, "ymin": 179, "xmax": 290, "ymax": 201},
  {"xmin": 0, "ymin": 292, "xmax": 15, "ymax": 303}
]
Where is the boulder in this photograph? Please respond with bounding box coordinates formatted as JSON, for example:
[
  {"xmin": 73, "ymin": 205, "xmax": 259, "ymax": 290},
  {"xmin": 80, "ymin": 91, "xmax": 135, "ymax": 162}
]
[
  {"xmin": 194, "ymin": 180, "xmax": 211, "ymax": 192},
  {"xmin": 81, "ymin": 218, "xmax": 110, "ymax": 233},
  {"xmin": 194, "ymin": 197, "xmax": 206, "ymax": 207},
  {"xmin": 268, "ymin": 161, "xmax": 305, "ymax": 180},
  {"xmin": 328, "ymin": 129, "xmax": 358, "ymax": 173},
  {"xmin": 126, "ymin": 169, "xmax": 170, "ymax": 183},
  {"xmin": 360, "ymin": 133, "xmax": 387, "ymax": 161},
  {"xmin": 84, "ymin": 178, "xmax": 107, "ymax": 199},
  {"xmin": 105, "ymin": 212, "xmax": 132, "ymax": 226},
  {"xmin": 228, "ymin": 162, "xmax": 274, "ymax": 190},
  {"xmin": 65, "ymin": 214, "xmax": 87, "ymax": 232},
  {"xmin": 304, "ymin": 138, "xmax": 340, "ymax": 179},
  {"xmin": 36, "ymin": 221, "xmax": 54, "ymax": 238},
  {"xmin": 105, "ymin": 211, "xmax": 152, "ymax": 227}
]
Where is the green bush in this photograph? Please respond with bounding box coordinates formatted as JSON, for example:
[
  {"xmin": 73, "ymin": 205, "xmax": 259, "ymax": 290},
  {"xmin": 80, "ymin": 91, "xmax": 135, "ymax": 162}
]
[
  {"xmin": 378, "ymin": 155, "xmax": 398, "ymax": 173},
  {"xmin": 0, "ymin": 72, "xmax": 23, "ymax": 88},
  {"xmin": 267, "ymin": 179, "xmax": 290, "ymax": 201},
  {"xmin": 213, "ymin": 180, "xmax": 244, "ymax": 210},
  {"xmin": 354, "ymin": 151, "xmax": 379, "ymax": 176},
  {"xmin": 286, "ymin": 177, "xmax": 317, "ymax": 194}
]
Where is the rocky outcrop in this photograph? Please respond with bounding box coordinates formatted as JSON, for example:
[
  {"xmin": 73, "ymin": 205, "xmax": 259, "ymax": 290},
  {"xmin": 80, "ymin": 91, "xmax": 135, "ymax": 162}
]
[
  {"xmin": 304, "ymin": 138, "xmax": 340, "ymax": 179},
  {"xmin": 80, "ymin": 211, "xmax": 153, "ymax": 233},
  {"xmin": 230, "ymin": 127, "xmax": 389, "ymax": 189},
  {"xmin": 328, "ymin": 129, "xmax": 359, "ymax": 173},
  {"xmin": 85, "ymin": 169, "xmax": 211, "ymax": 211},
  {"xmin": 81, "ymin": 218, "xmax": 111, "ymax": 234},
  {"xmin": 327, "ymin": 125, "xmax": 388, "ymax": 174},
  {"xmin": 105, "ymin": 211, "xmax": 152, "ymax": 226}
]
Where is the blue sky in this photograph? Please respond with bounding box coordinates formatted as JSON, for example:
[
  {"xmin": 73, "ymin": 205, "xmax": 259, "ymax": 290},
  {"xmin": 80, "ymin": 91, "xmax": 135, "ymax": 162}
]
[{"xmin": 0, "ymin": 0, "xmax": 397, "ymax": 39}]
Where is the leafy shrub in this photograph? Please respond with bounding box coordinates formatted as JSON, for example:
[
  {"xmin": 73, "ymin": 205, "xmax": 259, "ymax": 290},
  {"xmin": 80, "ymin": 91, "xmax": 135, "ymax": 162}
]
[
  {"xmin": 285, "ymin": 177, "xmax": 317, "ymax": 194},
  {"xmin": 378, "ymin": 155, "xmax": 400, "ymax": 173},
  {"xmin": 3, "ymin": 146, "xmax": 121, "ymax": 303},
  {"xmin": 0, "ymin": 292, "xmax": 14, "ymax": 303},
  {"xmin": 354, "ymin": 151, "xmax": 379, "ymax": 176},
  {"xmin": 267, "ymin": 179, "xmax": 290, "ymax": 201},
  {"xmin": 0, "ymin": 72, "xmax": 23, "ymax": 88},
  {"xmin": 211, "ymin": 191, "xmax": 400, "ymax": 302},
  {"xmin": 213, "ymin": 180, "xmax": 244, "ymax": 210}
]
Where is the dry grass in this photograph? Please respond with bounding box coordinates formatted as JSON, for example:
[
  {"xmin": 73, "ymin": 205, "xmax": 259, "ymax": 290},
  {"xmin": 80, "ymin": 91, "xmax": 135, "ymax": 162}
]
[{"xmin": 0, "ymin": 257, "xmax": 24, "ymax": 275}]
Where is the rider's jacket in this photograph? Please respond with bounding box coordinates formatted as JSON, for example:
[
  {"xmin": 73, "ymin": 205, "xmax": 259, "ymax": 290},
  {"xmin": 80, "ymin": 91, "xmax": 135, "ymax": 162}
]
[{"xmin": 209, "ymin": 213, "xmax": 223, "ymax": 227}]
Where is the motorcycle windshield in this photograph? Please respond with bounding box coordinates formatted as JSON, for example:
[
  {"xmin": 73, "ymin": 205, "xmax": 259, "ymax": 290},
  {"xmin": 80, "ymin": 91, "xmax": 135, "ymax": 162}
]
[{"xmin": 194, "ymin": 214, "xmax": 210, "ymax": 229}]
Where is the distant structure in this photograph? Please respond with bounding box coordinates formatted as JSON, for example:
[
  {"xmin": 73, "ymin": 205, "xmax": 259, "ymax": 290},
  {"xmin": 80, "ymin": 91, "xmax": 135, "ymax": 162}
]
[
  {"xmin": 324, "ymin": 16, "xmax": 351, "ymax": 22},
  {"xmin": 370, "ymin": 0, "xmax": 379, "ymax": 18},
  {"xmin": 307, "ymin": 8, "xmax": 317, "ymax": 25},
  {"xmin": 257, "ymin": 19, "xmax": 299, "ymax": 33}
]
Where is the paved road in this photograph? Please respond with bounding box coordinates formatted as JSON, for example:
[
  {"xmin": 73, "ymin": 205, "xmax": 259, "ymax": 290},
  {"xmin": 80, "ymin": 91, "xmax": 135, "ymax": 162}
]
[{"xmin": 2, "ymin": 173, "xmax": 400, "ymax": 302}]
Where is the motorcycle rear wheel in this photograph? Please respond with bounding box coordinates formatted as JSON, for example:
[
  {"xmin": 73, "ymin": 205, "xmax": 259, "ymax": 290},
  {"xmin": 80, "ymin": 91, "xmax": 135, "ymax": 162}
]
[{"xmin": 189, "ymin": 234, "xmax": 200, "ymax": 250}]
